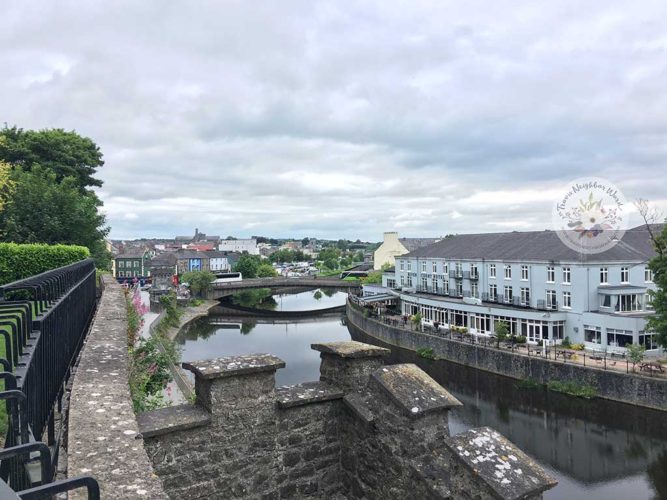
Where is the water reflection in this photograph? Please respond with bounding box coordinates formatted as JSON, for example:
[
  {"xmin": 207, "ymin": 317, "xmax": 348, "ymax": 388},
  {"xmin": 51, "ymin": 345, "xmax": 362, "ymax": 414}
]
[{"xmin": 350, "ymin": 327, "xmax": 667, "ymax": 500}]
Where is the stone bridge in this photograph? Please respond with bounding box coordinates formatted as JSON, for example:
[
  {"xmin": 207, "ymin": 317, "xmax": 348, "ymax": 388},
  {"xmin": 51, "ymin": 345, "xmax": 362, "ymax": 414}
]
[{"xmin": 208, "ymin": 277, "xmax": 360, "ymax": 299}]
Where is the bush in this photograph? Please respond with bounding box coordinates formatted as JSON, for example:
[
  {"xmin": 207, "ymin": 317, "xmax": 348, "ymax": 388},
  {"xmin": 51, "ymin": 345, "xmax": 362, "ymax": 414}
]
[
  {"xmin": 0, "ymin": 243, "xmax": 89, "ymax": 285},
  {"xmin": 546, "ymin": 380, "xmax": 597, "ymax": 399},
  {"xmin": 416, "ymin": 347, "xmax": 435, "ymax": 360},
  {"xmin": 180, "ymin": 270, "xmax": 215, "ymax": 298},
  {"xmin": 571, "ymin": 343, "xmax": 585, "ymax": 351},
  {"xmin": 514, "ymin": 335, "xmax": 527, "ymax": 344},
  {"xmin": 561, "ymin": 336, "xmax": 572, "ymax": 348}
]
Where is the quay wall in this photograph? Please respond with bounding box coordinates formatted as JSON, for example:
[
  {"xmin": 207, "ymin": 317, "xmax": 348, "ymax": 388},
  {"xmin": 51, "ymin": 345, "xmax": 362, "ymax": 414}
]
[{"xmin": 346, "ymin": 302, "xmax": 667, "ymax": 412}]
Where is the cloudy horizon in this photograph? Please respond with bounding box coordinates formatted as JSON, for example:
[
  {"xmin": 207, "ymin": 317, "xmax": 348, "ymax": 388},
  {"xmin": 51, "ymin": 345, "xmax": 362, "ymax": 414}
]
[{"xmin": 3, "ymin": 1, "xmax": 667, "ymax": 241}]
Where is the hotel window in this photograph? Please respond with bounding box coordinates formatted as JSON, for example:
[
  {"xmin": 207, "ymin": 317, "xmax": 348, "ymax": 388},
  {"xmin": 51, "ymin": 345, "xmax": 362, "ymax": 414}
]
[
  {"xmin": 645, "ymin": 268, "xmax": 653, "ymax": 282},
  {"xmin": 443, "ymin": 263, "xmax": 449, "ymax": 274},
  {"xmin": 621, "ymin": 267, "xmax": 629, "ymax": 283},
  {"xmin": 400, "ymin": 261, "xmax": 404, "ymax": 271},
  {"xmin": 470, "ymin": 264, "xmax": 479, "ymax": 279},
  {"xmin": 617, "ymin": 294, "xmax": 641, "ymax": 312},
  {"xmin": 400, "ymin": 276, "xmax": 405, "ymax": 286},
  {"xmin": 471, "ymin": 283, "xmax": 479, "ymax": 298},
  {"xmin": 421, "ymin": 261, "xmax": 427, "ymax": 272},
  {"xmin": 504, "ymin": 286, "xmax": 513, "ymax": 302},
  {"xmin": 546, "ymin": 266, "xmax": 555, "ymax": 283},
  {"xmin": 421, "ymin": 277, "xmax": 428, "ymax": 290},
  {"xmin": 601, "ymin": 294, "xmax": 611, "ymax": 308},
  {"xmin": 455, "ymin": 262, "xmax": 462, "ymax": 276},
  {"xmin": 504, "ymin": 265, "xmax": 512, "ymax": 280},
  {"xmin": 489, "ymin": 284, "xmax": 497, "ymax": 301},
  {"xmin": 407, "ymin": 276, "xmax": 413, "ymax": 287},
  {"xmin": 432, "ymin": 277, "xmax": 438, "ymax": 293},
  {"xmin": 647, "ymin": 292, "xmax": 654, "ymax": 309},
  {"xmin": 546, "ymin": 290, "xmax": 557, "ymax": 310},
  {"xmin": 520, "ymin": 287, "xmax": 530, "ymax": 306},
  {"xmin": 521, "ymin": 265, "xmax": 529, "ymax": 281},
  {"xmin": 607, "ymin": 328, "xmax": 633, "ymax": 348},
  {"xmin": 432, "ymin": 261, "xmax": 437, "ymax": 273},
  {"xmin": 562, "ymin": 291, "xmax": 571, "ymax": 308},
  {"xmin": 562, "ymin": 267, "xmax": 571, "ymax": 284},
  {"xmin": 553, "ymin": 321, "xmax": 565, "ymax": 340},
  {"xmin": 443, "ymin": 280, "xmax": 449, "ymax": 294},
  {"xmin": 407, "ymin": 261, "xmax": 412, "ymax": 271},
  {"xmin": 639, "ymin": 331, "xmax": 657, "ymax": 350},
  {"xmin": 456, "ymin": 281, "xmax": 463, "ymax": 297},
  {"xmin": 600, "ymin": 267, "xmax": 608, "ymax": 284},
  {"xmin": 489, "ymin": 264, "xmax": 496, "ymax": 278},
  {"xmin": 584, "ymin": 325, "xmax": 602, "ymax": 344}
]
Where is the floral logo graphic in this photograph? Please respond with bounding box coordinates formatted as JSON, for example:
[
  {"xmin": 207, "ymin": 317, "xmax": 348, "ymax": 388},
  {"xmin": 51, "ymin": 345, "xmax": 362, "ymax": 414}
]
[{"xmin": 552, "ymin": 178, "xmax": 628, "ymax": 254}]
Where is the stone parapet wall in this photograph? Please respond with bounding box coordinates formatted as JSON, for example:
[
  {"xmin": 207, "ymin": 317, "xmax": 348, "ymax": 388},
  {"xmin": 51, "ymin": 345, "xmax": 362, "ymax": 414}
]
[
  {"xmin": 347, "ymin": 302, "xmax": 667, "ymax": 411},
  {"xmin": 67, "ymin": 276, "xmax": 166, "ymax": 499},
  {"xmin": 138, "ymin": 341, "xmax": 556, "ymax": 499}
]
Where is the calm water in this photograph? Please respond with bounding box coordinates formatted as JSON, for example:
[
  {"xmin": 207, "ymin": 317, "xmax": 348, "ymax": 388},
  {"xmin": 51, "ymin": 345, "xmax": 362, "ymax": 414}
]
[{"xmin": 177, "ymin": 290, "xmax": 667, "ymax": 499}]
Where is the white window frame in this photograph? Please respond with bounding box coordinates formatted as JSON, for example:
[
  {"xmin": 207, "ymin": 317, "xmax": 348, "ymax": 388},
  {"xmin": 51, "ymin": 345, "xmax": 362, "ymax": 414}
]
[
  {"xmin": 504, "ymin": 265, "xmax": 511, "ymax": 280},
  {"xmin": 504, "ymin": 285, "xmax": 513, "ymax": 302},
  {"xmin": 562, "ymin": 267, "xmax": 571, "ymax": 285},
  {"xmin": 489, "ymin": 264, "xmax": 496, "ymax": 278},
  {"xmin": 621, "ymin": 267, "xmax": 629, "ymax": 283},
  {"xmin": 489, "ymin": 284, "xmax": 497, "ymax": 301},
  {"xmin": 645, "ymin": 268, "xmax": 653, "ymax": 283},
  {"xmin": 432, "ymin": 261, "xmax": 437, "ymax": 273},
  {"xmin": 546, "ymin": 266, "xmax": 555, "ymax": 283},
  {"xmin": 600, "ymin": 267, "xmax": 608, "ymax": 284},
  {"xmin": 400, "ymin": 260, "xmax": 404, "ymax": 271},
  {"xmin": 562, "ymin": 291, "xmax": 571, "ymax": 308},
  {"xmin": 471, "ymin": 282, "xmax": 479, "ymax": 298},
  {"xmin": 546, "ymin": 290, "xmax": 557, "ymax": 310},
  {"xmin": 421, "ymin": 261, "xmax": 427, "ymax": 273},
  {"xmin": 520, "ymin": 287, "xmax": 530, "ymax": 306},
  {"xmin": 521, "ymin": 265, "xmax": 529, "ymax": 281}
]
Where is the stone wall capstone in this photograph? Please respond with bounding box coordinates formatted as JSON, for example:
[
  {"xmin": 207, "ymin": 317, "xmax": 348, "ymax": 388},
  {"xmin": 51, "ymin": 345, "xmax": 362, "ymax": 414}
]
[
  {"xmin": 138, "ymin": 341, "xmax": 557, "ymax": 499},
  {"xmin": 67, "ymin": 276, "xmax": 167, "ymax": 499}
]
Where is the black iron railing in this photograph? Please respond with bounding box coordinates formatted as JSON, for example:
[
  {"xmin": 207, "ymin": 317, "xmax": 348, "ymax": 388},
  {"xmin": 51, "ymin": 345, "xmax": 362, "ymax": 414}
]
[{"xmin": 0, "ymin": 259, "xmax": 97, "ymax": 492}]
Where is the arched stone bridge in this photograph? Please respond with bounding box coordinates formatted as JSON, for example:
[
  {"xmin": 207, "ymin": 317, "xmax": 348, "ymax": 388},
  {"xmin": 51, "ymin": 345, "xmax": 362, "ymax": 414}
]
[{"xmin": 207, "ymin": 277, "xmax": 361, "ymax": 299}]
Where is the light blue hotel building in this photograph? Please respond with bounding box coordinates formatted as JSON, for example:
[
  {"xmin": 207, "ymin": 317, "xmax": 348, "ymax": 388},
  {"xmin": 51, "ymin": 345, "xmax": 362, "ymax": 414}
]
[{"xmin": 382, "ymin": 225, "xmax": 661, "ymax": 353}]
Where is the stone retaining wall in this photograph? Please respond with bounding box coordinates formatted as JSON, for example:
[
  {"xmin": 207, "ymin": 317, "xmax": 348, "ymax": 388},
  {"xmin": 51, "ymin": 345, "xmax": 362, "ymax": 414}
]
[
  {"xmin": 347, "ymin": 302, "xmax": 667, "ymax": 411},
  {"xmin": 67, "ymin": 276, "xmax": 166, "ymax": 499},
  {"xmin": 138, "ymin": 342, "xmax": 556, "ymax": 499}
]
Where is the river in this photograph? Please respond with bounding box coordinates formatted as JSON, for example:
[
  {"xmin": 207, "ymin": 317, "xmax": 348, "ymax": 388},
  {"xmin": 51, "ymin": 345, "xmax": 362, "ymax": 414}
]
[{"xmin": 176, "ymin": 289, "xmax": 667, "ymax": 499}]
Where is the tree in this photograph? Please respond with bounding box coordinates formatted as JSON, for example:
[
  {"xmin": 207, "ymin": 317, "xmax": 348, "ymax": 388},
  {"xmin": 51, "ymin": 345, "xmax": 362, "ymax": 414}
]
[
  {"xmin": 257, "ymin": 263, "xmax": 278, "ymax": 278},
  {"xmin": 0, "ymin": 166, "xmax": 110, "ymax": 268},
  {"xmin": 495, "ymin": 321, "xmax": 509, "ymax": 348},
  {"xmin": 637, "ymin": 200, "xmax": 667, "ymax": 348},
  {"xmin": 180, "ymin": 270, "xmax": 215, "ymax": 298},
  {"xmin": 354, "ymin": 250, "xmax": 365, "ymax": 262},
  {"xmin": 363, "ymin": 271, "xmax": 383, "ymax": 284},
  {"xmin": 410, "ymin": 312, "xmax": 422, "ymax": 331},
  {"xmin": 0, "ymin": 126, "xmax": 104, "ymax": 190},
  {"xmin": 626, "ymin": 343, "xmax": 646, "ymax": 372},
  {"xmin": 233, "ymin": 254, "xmax": 262, "ymax": 278},
  {"xmin": 301, "ymin": 237, "xmax": 310, "ymax": 246}
]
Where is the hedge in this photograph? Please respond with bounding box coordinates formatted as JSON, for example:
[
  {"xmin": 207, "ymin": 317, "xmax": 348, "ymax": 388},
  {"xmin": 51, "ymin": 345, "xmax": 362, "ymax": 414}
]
[{"xmin": 0, "ymin": 243, "xmax": 90, "ymax": 285}]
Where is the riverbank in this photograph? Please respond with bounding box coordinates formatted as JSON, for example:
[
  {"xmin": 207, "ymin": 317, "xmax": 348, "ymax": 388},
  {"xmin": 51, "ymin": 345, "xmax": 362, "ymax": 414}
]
[{"xmin": 346, "ymin": 300, "xmax": 667, "ymax": 411}]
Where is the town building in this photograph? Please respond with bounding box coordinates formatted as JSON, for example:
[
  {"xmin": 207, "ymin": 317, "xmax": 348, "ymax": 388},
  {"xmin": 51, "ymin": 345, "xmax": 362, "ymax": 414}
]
[
  {"xmin": 385, "ymin": 225, "xmax": 661, "ymax": 353},
  {"xmin": 149, "ymin": 252, "xmax": 178, "ymax": 289},
  {"xmin": 113, "ymin": 248, "xmax": 151, "ymax": 278},
  {"xmin": 218, "ymin": 238, "xmax": 259, "ymax": 255},
  {"xmin": 175, "ymin": 249, "xmax": 209, "ymax": 274},
  {"xmin": 373, "ymin": 232, "xmax": 441, "ymax": 270}
]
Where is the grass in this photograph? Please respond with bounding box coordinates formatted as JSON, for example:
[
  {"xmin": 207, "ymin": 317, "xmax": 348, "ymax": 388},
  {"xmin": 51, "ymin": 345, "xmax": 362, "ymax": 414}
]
[{"xmin": 516, "ymin": 377, "xmax": 597, "ymax": 399}]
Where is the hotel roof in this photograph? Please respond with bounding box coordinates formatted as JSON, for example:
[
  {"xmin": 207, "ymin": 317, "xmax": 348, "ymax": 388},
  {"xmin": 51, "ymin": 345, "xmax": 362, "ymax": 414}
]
[{"xmin": 403, "ymin": 225, "xmax": 661, "ymax": 263}]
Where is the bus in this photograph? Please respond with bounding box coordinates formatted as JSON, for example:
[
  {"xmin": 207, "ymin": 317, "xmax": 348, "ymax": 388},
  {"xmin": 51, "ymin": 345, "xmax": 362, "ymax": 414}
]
[{"xmin": 212, "ymin": 272, "xmax": 243, "ymax": 284}]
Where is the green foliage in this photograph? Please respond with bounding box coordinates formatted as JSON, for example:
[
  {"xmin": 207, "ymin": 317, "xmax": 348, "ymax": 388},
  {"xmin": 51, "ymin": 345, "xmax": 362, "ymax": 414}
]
[
  {"xmin": 0, "ymin": 166, "xmax": 110, "ymax": 267},
  {"xmin": 494, "ymin": 321, "xmax": 509, "ymax": 347},
  {"xmin": 561, "ymin": 336, "xmax": 572, "ymax": 348},
  {"xmin": 0, "ymin": 125, "xmax": 104, "ymax": 189},
  {"xmin": 410, "ymin": 312, "xmax": 422, "ymax": 329},
  {"xmin": 269, "ymin": 248, "xmax": 307, "ymax": 263},
  {"xmin": 546, "ymin": 380, "xmax": 597, "ymax": 399},
  {"xmin": 571, "ymin": 343, "xmax": 585, "ymax": 351},
  {"xmin": 257, "ymin": 263, "xmax": 278, "ymax": 277},
  {"xmin": 231, "ymin": 288, "xmax": 276, "ymax": 310},
  {"xmin": 189, "ymin": 298, "xmax": 204, "ymax": 307},
  {"xmin": 362, "ymin": 270, "xmax": 383, "ymax": 284},
  {"xmin": 416, "ymin": 347, "xmax": 435, "ymax": 359},
  {"xmin": 233, "ymin": 254, "xmax": 262, "ymax": 278},
  {"xmin": 0, "ymin": 243, "xmax": 89, "ymax": 285},
  {"xmin": 129, "ymin": 334, "xmax": 179, "ymax": 413},
  {"xmin": 514, "ymin": 335, "xmax": 527, "ymax": 344},
  {"xmin": 181, "ymin": 270, "xmax": 215, "ymax": 297},
  {"xmin": 626, "ymin": 343, "xmax": 646, "ymax": 368},
  {"xmin": 517, "ymin": 378, "xmax": 543, "ymax": 390},
  {"xmin": 646, "ymin": 224, "xmax": 667, "ymax": 348}
]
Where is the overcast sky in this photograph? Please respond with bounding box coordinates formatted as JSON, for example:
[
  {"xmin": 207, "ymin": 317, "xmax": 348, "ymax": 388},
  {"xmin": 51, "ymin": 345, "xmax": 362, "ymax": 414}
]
[{"xmin": 2, "ymin": 1, "xmax": 666, "ymax": 241}]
